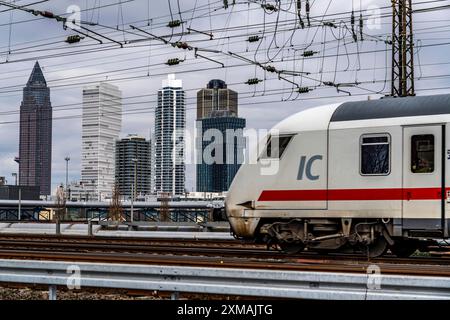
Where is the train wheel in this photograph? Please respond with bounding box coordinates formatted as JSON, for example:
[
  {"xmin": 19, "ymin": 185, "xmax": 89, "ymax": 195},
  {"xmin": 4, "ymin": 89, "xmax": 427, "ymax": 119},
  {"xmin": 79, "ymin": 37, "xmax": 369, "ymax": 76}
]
[
  {"xmin": 366, "ymin": 237, "xmax": 388, "ymax": 258},
  {"xmin": 390, "ymin": 240, "xmax": 418, "ymax": 258},
  {"xmin": 279, "ymin": 243, "xmax": 305, "ymax": 254}
]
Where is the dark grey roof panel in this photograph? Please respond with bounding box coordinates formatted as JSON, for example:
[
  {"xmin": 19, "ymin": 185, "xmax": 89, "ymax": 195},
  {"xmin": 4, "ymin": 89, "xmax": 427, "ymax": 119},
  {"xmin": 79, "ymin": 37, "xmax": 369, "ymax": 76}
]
[
  {"xmin": 27, "ymin": 61, "xmax": 47, "ymax": 86},
  {"xmin": 330, "ymin": 94, "xmax": 450, "ymax": 122}
]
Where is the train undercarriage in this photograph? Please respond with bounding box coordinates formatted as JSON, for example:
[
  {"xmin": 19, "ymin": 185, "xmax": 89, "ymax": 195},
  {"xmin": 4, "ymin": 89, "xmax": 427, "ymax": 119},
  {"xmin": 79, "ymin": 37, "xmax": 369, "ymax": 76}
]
[{"xmin": 256, "ymin": 218, "xmax": 432, "ymax": 258}]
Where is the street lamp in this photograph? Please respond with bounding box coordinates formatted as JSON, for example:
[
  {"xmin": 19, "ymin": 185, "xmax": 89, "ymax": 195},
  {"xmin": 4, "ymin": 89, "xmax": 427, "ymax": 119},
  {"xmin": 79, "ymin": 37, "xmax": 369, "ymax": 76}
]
[
  {"xmin": 11, "ymin": 173, "xmax": 20, "ymax": 220},
  {"xmin": 64, "ymin": 157, "xmax": 70, "ymax": 189},
  {"xmin": 64, "ymin": 156, "xmax": 70, "ymax": 201}
]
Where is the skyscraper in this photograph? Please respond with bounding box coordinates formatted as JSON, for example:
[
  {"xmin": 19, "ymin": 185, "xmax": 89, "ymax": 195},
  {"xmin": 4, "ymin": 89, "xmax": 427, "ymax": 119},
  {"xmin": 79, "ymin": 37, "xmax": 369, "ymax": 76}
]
[
  {"xmin": 115, "ymin": 134, "xmax": 151, "ymax": 198},
  {"xmin": 18, "ymin": 61, "xmax": 52, "ymax": 196},
  {"xmin": 196, "ymin": 80, "xmax": 246, "ymax": 193},
  {"xmin": 154, "ymin": 74, "xmax": 185, "ymax": 196},
  {"xmin": 81, "ymin": 82, "xmax": 122, "ymax": 201},
  {"xmin": 197, "ymin": 79, "xmax": 237, "ymax": 119}
]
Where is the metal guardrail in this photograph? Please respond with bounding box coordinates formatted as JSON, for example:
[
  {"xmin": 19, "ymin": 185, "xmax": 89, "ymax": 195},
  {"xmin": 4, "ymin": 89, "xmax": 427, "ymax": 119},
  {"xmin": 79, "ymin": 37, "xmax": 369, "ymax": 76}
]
[{"xmin": 0, "ymin": 259, "xmax": 449, "ymax": 300}]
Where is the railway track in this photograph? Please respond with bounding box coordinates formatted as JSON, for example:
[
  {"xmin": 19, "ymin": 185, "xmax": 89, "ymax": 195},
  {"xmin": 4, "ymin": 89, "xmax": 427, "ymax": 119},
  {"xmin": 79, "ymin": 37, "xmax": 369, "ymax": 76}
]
[
  {"xmin": 0, "ymin": 233, "xmax": 449, "ymax": 277},
  {"xmin": 0, "ymin": 233, "xmax": 448, "ymax": 260},
  {"xmin": 0, "ymin": 247, "xmax": 449, "ymax": 277},
  {"xmin": 0, "ymin": 233, "xmax": 245, "ymax": 248}
]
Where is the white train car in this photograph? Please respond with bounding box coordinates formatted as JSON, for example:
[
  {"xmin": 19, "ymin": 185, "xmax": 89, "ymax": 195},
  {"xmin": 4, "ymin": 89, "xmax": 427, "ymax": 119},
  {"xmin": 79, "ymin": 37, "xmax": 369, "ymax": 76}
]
[{"xmin": 226, "ymin": 94, "xmax": 450, "ymax": 257}]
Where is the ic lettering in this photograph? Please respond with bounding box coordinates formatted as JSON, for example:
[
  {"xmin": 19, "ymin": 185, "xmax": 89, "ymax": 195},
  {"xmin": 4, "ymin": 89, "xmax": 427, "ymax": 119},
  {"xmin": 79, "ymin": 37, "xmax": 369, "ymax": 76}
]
[{"xmin": 297, "ymin": 155, "xmax": 323, "ymax": 180}]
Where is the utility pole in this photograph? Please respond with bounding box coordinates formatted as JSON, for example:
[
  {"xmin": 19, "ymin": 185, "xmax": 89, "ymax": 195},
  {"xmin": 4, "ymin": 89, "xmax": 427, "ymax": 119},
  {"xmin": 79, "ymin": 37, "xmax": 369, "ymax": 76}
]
[
  {"xmin": 12, "ymin": 173, "xmax": 20, "ymax": 220},
  {"xmin": 391, "ymin": 0, "xmax": 415, "ymax": 97},
  {"xmin": 130, "ymin": 158, "xmax": 138, "ymax": 223},
  {"xmin": 64, "ymin": 156, "xmax": 70, "ymax": 192},
  {"xmin": 55, "ymin": 185, "xmax": 65, "ymax": 235},
  {"xmin": 133, "ymin": 158, "xmax": 138, "ymax": 202},
  {"xmin": 130, "ymin": 183, "xmax": 134, "ymax": 224},
  {"xmin": 64, "ymin": 156, "xmax": 70, "ymax": 219},
  {"xmin": 18, "ymin": 188, "xmax": 21, "ymax": 221}
]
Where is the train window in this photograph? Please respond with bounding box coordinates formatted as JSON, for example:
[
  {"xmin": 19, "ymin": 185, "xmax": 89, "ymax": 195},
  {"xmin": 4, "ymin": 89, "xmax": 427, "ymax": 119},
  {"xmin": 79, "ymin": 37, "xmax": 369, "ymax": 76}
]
[
  {"xmin": 411, "ymin": 135, "xmax": 434, "ymax": 173},
  {"xmin": 261, "ymin": 135, "xmax": 294, "ymax": 159},
  {"xmin": 360, "ymin": 134, "xmax": 390, "ymax": 175}
]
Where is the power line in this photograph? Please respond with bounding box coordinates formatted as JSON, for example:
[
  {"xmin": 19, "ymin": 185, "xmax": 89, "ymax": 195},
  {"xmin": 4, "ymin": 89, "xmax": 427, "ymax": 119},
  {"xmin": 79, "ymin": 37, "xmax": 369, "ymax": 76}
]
[{"xmin": 0, "ymin": 0, "xmax": 449, "ymax": 109}]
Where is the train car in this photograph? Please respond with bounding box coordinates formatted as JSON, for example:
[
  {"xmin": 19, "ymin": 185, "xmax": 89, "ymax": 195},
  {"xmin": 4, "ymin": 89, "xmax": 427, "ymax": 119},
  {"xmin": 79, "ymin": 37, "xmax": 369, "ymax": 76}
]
[{"xmin": 225, "ymin": 94, "xmax": 450, "ymax": 257}]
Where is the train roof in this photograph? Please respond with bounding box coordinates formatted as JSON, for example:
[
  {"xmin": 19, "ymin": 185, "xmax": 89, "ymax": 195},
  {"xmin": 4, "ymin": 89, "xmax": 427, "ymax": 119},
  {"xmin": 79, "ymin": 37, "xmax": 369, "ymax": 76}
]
[
  {"xmin": 273, "ymin": 103, "xmax": 341, "ymax": 132},
  {"xmin": 331, "ymin": 94, "xmax": 450, "ymax": 122},
  {"xmin": 273, "ymin": 94, "xmax": 450, "ymax": 134}
]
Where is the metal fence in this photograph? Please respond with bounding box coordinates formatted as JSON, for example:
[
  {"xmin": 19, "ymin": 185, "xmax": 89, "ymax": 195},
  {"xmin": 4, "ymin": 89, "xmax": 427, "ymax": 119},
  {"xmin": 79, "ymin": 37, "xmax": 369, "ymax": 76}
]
[{"xmin": 0, "ymin": 206, "xmax": 222, "ymax": 223}]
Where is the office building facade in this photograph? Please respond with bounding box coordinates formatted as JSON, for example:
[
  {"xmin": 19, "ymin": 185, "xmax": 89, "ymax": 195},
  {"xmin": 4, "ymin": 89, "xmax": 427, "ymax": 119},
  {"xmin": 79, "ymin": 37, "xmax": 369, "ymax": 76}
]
[
  {"xmin": 115, "ymin": 134, "xmax": 151, "ymax": 198},
  {"xmin": 154, "ymin": 74, "xmax": 186, "ymax": 196},
  {"xmin": 197, "ymin": 116, "xmax": 246, "ymax": 192},
  {"xmin": 196, "ymin": 80, "xmax": 245, "ymax": 192},
  {"xmin": 197, "ymin": 79, "xmax": 237, "ymax": 119},
  {"xmin": 81, "ymin": 83, "xmax": 122, "ymax": 201}
]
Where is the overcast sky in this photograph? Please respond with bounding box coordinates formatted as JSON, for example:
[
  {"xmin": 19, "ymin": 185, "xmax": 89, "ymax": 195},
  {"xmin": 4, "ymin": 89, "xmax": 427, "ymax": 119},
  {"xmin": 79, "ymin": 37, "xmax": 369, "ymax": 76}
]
[{"xmin": 0, "ymin": 0, "xmax": 449, "ymax": 193}]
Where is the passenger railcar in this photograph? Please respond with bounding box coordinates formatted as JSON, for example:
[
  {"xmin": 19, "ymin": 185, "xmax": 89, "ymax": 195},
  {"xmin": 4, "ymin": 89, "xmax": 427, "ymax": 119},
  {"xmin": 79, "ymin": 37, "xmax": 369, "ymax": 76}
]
[{"xmin": 225, "ymin": 94, "xmax": 450, "ymax": 257}]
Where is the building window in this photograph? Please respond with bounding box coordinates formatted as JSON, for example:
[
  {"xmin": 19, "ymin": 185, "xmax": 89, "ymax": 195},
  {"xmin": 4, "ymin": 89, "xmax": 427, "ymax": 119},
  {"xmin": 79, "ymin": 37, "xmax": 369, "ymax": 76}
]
[
  {"xmin": 411, "ymin": 134, "xmax": 434, "ymax": 173},
  {"xmin": 360, "ymin": 134, "xmax": 390, "ymax": 175},
  {"xmin": 260, "ymin": 135, "xmax": 294, "ymax": 159}
]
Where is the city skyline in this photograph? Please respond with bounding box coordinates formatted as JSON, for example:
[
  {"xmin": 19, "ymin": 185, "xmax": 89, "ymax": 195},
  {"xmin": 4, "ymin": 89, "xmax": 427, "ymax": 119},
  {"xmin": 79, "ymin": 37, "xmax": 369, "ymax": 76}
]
[
  {"xmin": 1, "ymin": 60, "xmax": 259, "ymax": 194},
  {"xmin": 6, "ymin": 63, "xmax": 250, "ymax": 197}
]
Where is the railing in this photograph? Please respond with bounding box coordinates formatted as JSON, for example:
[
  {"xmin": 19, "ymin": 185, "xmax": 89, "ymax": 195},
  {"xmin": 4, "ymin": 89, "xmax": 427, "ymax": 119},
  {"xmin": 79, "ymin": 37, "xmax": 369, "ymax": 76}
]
[
  {"xmin": 0, "ymin": 259, "xmax": 448, "ymax": 300},
  {"xmin": 0, "ymin": 208, "xmax": 45, "ymax": 221},
  {"xmin": 0, "ymin": 207, "xmax": 220, "ymax": 223}
]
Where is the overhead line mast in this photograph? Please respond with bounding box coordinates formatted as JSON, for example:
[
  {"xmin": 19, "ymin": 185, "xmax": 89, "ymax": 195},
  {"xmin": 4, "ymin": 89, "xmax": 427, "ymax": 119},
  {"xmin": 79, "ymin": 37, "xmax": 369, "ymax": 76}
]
[{"xmin": 391, "ymin": 0, "xmax": 415, "ymax": 97}]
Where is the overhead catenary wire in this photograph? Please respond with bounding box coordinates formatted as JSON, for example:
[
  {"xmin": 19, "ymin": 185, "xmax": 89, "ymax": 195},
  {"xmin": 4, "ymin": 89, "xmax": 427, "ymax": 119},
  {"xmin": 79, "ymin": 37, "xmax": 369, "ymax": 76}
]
[{"xmin": 0, "ymin": 0, "xmax": 449, "ymax": 121}]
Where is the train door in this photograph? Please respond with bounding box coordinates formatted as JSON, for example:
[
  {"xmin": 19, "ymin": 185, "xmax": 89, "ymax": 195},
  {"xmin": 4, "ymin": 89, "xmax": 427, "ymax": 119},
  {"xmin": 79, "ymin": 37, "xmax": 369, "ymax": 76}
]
[{"xmin": 402, "ymin": 125, "xmax": 445, "ymax": 235}]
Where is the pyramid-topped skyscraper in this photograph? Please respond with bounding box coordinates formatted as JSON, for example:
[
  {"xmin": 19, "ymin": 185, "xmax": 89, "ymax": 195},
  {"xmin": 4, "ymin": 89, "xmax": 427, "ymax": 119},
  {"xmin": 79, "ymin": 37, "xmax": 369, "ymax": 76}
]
[
  {"xmin": 18, "ymin": 61, "xmax": 52, "ymax": 196},
  {"xmin": 26, "ymin": 61, "xmax": 47, "ymax": 86}
]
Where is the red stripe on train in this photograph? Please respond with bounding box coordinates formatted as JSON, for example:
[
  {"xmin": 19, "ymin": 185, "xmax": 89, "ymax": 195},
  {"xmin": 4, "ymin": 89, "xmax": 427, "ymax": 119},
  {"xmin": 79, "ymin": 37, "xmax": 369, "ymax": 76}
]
[{"xmin": 258, "ymin": 188, "xmax": 446, "ymax": 201}]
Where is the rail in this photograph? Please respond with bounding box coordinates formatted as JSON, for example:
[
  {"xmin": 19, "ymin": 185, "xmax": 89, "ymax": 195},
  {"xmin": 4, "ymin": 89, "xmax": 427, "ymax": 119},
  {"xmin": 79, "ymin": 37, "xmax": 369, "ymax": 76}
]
[{"xmin": 0, "ymin": 259, "xmax": 449, "ymax": 300}]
